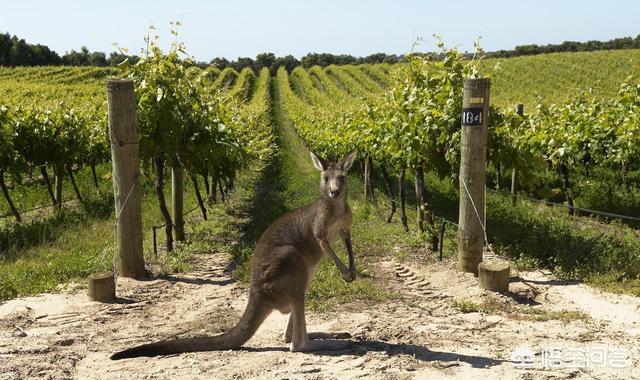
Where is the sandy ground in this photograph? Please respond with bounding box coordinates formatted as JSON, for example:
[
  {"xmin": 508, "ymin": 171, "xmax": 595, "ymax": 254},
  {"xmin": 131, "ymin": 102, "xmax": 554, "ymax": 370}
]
[{"xmin": 1, "ymin": 252, "xmax": 639, "ymax": 380}]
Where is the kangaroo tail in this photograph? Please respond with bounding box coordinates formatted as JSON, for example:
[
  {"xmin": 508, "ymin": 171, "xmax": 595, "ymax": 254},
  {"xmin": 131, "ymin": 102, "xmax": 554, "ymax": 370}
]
[{"xmin": 111, "ymin": 293, "xmax": 270, "ymax": 360}]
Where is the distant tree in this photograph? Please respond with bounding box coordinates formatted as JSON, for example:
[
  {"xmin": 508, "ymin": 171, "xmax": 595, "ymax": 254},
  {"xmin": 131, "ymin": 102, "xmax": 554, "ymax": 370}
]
[
  {"xmin": 382, "ymin": 54, "xmax": 399, "ymax": 64},
  {"xmin": 301, "ymin": 53, "xmax": 332, "ymax": 68},
  {"xmin": 62, "ymin": 46, "xmax": 91, "ymax": 66},
  {"xmin": 363, "ymin": 53, "xmax": 387, "ymax": 64},
  {"xmin": 210, "ymin": 57, "xmax": 229, "ymax": 69},
  {"xmin": 231, "ymin": 57, "xmax": 254, "ymax": 72},
  {"xmin": 88, "ymin": 51, "xmax": 107, "ymax": 66},
  {"xmin": 255, "ymin": 52, "xmax": 276, "ymax": 73},
  {"xmin": 300, "ymin": 53, "xmax": 318, "ymax": 68},
  {"xmin": 108, "ymin": 52, "xmax": 128, "ymax": 66},
  {"xmin": 334, "ymin": 54, "xmax": 356, "ymax": 65},
  {"xmin": 273, "ymin": 55, "xmax": 299, "ymax": 73},
  {"xmin": 8, "ymin": 37, "xmax": 30, "ymax": 66}
]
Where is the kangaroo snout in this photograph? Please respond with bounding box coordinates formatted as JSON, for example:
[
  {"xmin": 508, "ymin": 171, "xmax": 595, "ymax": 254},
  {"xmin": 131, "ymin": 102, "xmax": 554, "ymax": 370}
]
[{"xmin": 329, "ymin": 190, "xmax": 340, "ymax": 198}]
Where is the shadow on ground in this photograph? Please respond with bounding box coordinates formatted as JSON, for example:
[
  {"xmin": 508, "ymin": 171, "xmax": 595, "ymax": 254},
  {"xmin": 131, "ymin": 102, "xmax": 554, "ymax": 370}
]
[{"xmin": 245, "ymin": 339, "xmax": 505, "ymax": 368}]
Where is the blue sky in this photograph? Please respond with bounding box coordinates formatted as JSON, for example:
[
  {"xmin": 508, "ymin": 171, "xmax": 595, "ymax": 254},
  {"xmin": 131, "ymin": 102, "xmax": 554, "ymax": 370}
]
[{"xmin": 2, "ymin": 1, "xmax": 638, "ymax": 61}]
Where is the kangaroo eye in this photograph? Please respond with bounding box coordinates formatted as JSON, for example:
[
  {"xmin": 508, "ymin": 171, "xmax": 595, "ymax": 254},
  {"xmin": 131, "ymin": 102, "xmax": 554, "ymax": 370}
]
[
  {"xmin": 324, "ymin": 176, "xmax": 329, "ymax": 182},
  {"xmin": 338, "ymin": 176, "xmax": 345, "ymax": 182}
]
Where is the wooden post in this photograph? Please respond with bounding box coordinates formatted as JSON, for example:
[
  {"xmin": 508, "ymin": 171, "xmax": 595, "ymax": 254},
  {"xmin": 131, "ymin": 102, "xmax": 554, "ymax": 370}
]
[
  {"xmin": 478, "ymin": 259, "xmax": 510, "ymax": 292},
  {"xmin": 511, "ymin": 104, "xmax": 523, "ymax": 206},
  {"xmin": 457, "ymin": 78, "xmax": 490, "ymax": 275},
  {"xmin": 172, "ymin": 166, "xmax": 185, "ymax": 241},
  {"xmin": 106, "ymin": 79, "xmax": 146, "ymax": 279},
  {"xmin": 88, "ymin": 271, "xmax": 116, "ymax": 302}
]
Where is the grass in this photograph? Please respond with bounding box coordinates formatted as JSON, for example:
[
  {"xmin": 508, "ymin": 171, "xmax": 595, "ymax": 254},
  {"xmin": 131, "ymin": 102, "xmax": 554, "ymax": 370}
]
[
  {"xmin": 584, "ymin": 274, "xmax": 640, "ymax": 297},
  {"xmin": 451, "ymin": 297, "xmax": 590, "ymax": 322},
  {"xmin": 452, "ymin": 298, "xmax": 483, "ymax": 313}
]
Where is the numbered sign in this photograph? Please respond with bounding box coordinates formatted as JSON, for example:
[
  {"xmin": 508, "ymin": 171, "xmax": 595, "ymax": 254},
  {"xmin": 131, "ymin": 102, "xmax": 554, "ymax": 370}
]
[{"xmin": 461, "ymin": 107, "xmax": 484, "ymax": 126}]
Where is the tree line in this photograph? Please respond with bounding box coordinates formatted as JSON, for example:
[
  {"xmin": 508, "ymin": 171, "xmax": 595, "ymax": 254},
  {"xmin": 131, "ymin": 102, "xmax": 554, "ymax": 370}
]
[
  {"xmin": 0, "ymin": 33, "xmax": 139, "ymax": 67},
  {"xmin": 0, "ymin": 32, "xmax": 401, "ymax": 71},
  {"xmin": 3, "ymin": 30, "xmax": 640, "ymax": 69},
  {"xmin": 488, "ymin": 35, "xmax": 640, "ymax": 58}
]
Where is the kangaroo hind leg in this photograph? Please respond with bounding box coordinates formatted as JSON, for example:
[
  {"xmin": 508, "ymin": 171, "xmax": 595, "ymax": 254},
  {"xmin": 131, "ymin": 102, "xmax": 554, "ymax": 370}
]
[{"xmin": 289, "ymin": 299, "xmax": 352, "ymax": 352}]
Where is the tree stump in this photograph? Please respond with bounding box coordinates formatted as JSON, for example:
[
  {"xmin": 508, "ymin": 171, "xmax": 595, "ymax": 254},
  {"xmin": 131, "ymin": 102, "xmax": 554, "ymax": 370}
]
[
  {"xmin": 88, "ymin": 271, "xmax": 116, "ymax": 302},
  {"xmin": 478, "ymin": 259, "xmax": 510, "ymax": 292}
]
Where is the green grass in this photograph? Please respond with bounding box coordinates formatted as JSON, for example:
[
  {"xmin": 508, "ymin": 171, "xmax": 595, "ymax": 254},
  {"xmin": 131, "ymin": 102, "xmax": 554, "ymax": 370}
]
[
  {"xmin": 518, "ymin": 308, "xmax": 590, "ymax": 323},
  {"xmin": 452, "ymin": 298, "xmax": 484, "ymax": 313},
  {"xmin": 451, "ymin": 297, "xmax": 589, "ymax": 322},
  {"xmin": 585, "ymin": 274, "xmax": 640, "ymax": 297}
]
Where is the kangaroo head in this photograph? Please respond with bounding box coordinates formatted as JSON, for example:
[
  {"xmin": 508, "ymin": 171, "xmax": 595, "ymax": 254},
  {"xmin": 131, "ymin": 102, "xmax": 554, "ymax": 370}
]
[{"xmin": 310, "ymin": 151, "xmax": 357, "ymax": 200}]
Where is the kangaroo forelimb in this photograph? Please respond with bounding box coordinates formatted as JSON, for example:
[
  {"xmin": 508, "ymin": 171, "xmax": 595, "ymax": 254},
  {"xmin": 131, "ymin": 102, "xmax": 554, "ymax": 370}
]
[
  {"xmin": 342, "ymin": 232, "xmax": 357, "ymax": 280},
  {"xmin": 317, "ymin": 239, "xmax": 354, "ymax": 282}
]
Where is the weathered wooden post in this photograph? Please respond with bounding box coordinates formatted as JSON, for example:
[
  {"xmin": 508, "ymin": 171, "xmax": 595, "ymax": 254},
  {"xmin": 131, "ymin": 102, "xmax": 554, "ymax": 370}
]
[
  {"xmin": 172, "ymin": 166, "xmax": 185, "ymax": 241},
  {"xmin": 511, "ymin": 104, "xmax": 523, "ymax": 206},
  {"xmin": 478, "ymin": 259, "xmax": 510, "ymax": 292},
  {"xmin": 457, "ymin": 78, "xmax": 490, "ymax": 275},
  {"xmin": 106, "ymin": 79, "xmax": 146, "ymax": 279},
  {"xmin": 88, "ymin": 272, "xmax": 116, "ymax": 302}
]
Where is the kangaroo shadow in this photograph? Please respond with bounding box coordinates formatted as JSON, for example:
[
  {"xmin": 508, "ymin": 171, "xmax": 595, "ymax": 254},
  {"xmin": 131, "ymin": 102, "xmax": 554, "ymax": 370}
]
[
  {"xmin": 244, "ymin": 339, "xmax": 505, "ymax": 369},
  {"xmin": 131, "ymin": 273, "xmax": 235, "ymax": 287},
  {"xmin": 161, "ymin": 276, "xmax": 235, "ymax": 287}
]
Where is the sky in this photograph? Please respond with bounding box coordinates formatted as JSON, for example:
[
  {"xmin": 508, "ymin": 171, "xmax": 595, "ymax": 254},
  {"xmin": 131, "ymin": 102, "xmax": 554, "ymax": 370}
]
[{"xmin": 1, "ymin": 1, "xmax": 639, "ymax": 61}]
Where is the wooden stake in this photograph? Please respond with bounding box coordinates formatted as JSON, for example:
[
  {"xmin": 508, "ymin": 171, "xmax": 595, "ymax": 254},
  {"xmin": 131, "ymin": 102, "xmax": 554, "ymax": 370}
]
[
  {"xmin": 88, "ymin": 271, "xmax": 116, "ymax": 302},
  {"xmin": 457, "ymin": 78, "xmax": 490, "ymax": 275},
  {"xmin": 106, "ymin": 79, "xmax": 145, "ymax": 279},
  {"xmin": 478, "ymin": 259, "xmax": 510, "ymax": 292}
]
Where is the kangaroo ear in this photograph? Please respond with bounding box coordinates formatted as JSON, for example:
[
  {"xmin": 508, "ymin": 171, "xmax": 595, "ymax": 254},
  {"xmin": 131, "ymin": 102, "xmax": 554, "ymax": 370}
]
[
  {"xmin": 340, "ymin": 151, "xmax": 357, "ymax": 171},
  {"xmin": 310, "ymin": 151, "xmax": 327, "ymax": 171}
]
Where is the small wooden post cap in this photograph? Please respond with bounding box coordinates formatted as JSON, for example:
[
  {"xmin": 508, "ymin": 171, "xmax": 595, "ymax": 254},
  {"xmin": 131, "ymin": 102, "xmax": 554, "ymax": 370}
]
[
  {"xmin": 88, "ymin": 271, "xmax": 116, "ymax": 303},
  {"xmin": 478, "ymin": 259, "xmax": 510, "ymax": 292}
]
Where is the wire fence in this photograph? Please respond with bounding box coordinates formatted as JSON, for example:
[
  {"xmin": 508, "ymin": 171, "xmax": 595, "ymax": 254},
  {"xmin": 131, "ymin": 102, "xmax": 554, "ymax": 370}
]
[
  {"xmin": 487, "ymin": 188, "xmax": 640, "ymax": 223},
  {"xmin": 374, "ymin": 189, "xmax": 458, "ymax": 261},
  {"xmin": 0, "ymin": 198, "xmax": 79, "ymax": 220}
]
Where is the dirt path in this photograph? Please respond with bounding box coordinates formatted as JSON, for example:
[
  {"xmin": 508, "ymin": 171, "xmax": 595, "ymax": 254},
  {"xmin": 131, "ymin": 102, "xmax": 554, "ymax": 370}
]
[{"xmin": 0, "ymin": 251, "xmax": 639, "ymax": 379}]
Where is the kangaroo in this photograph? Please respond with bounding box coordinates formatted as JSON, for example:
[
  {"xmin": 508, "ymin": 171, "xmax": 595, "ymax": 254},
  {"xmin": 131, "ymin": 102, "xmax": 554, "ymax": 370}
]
[{"xmin": 111, "ymin": 151, "xmax": 358, "ymax": 359}]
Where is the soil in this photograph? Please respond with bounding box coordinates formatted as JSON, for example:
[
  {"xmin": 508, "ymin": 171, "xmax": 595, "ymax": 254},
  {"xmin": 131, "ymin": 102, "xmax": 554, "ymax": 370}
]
[{"xmin": 1, "ymin": 253, "xmax": 639, "ymax": 379}]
